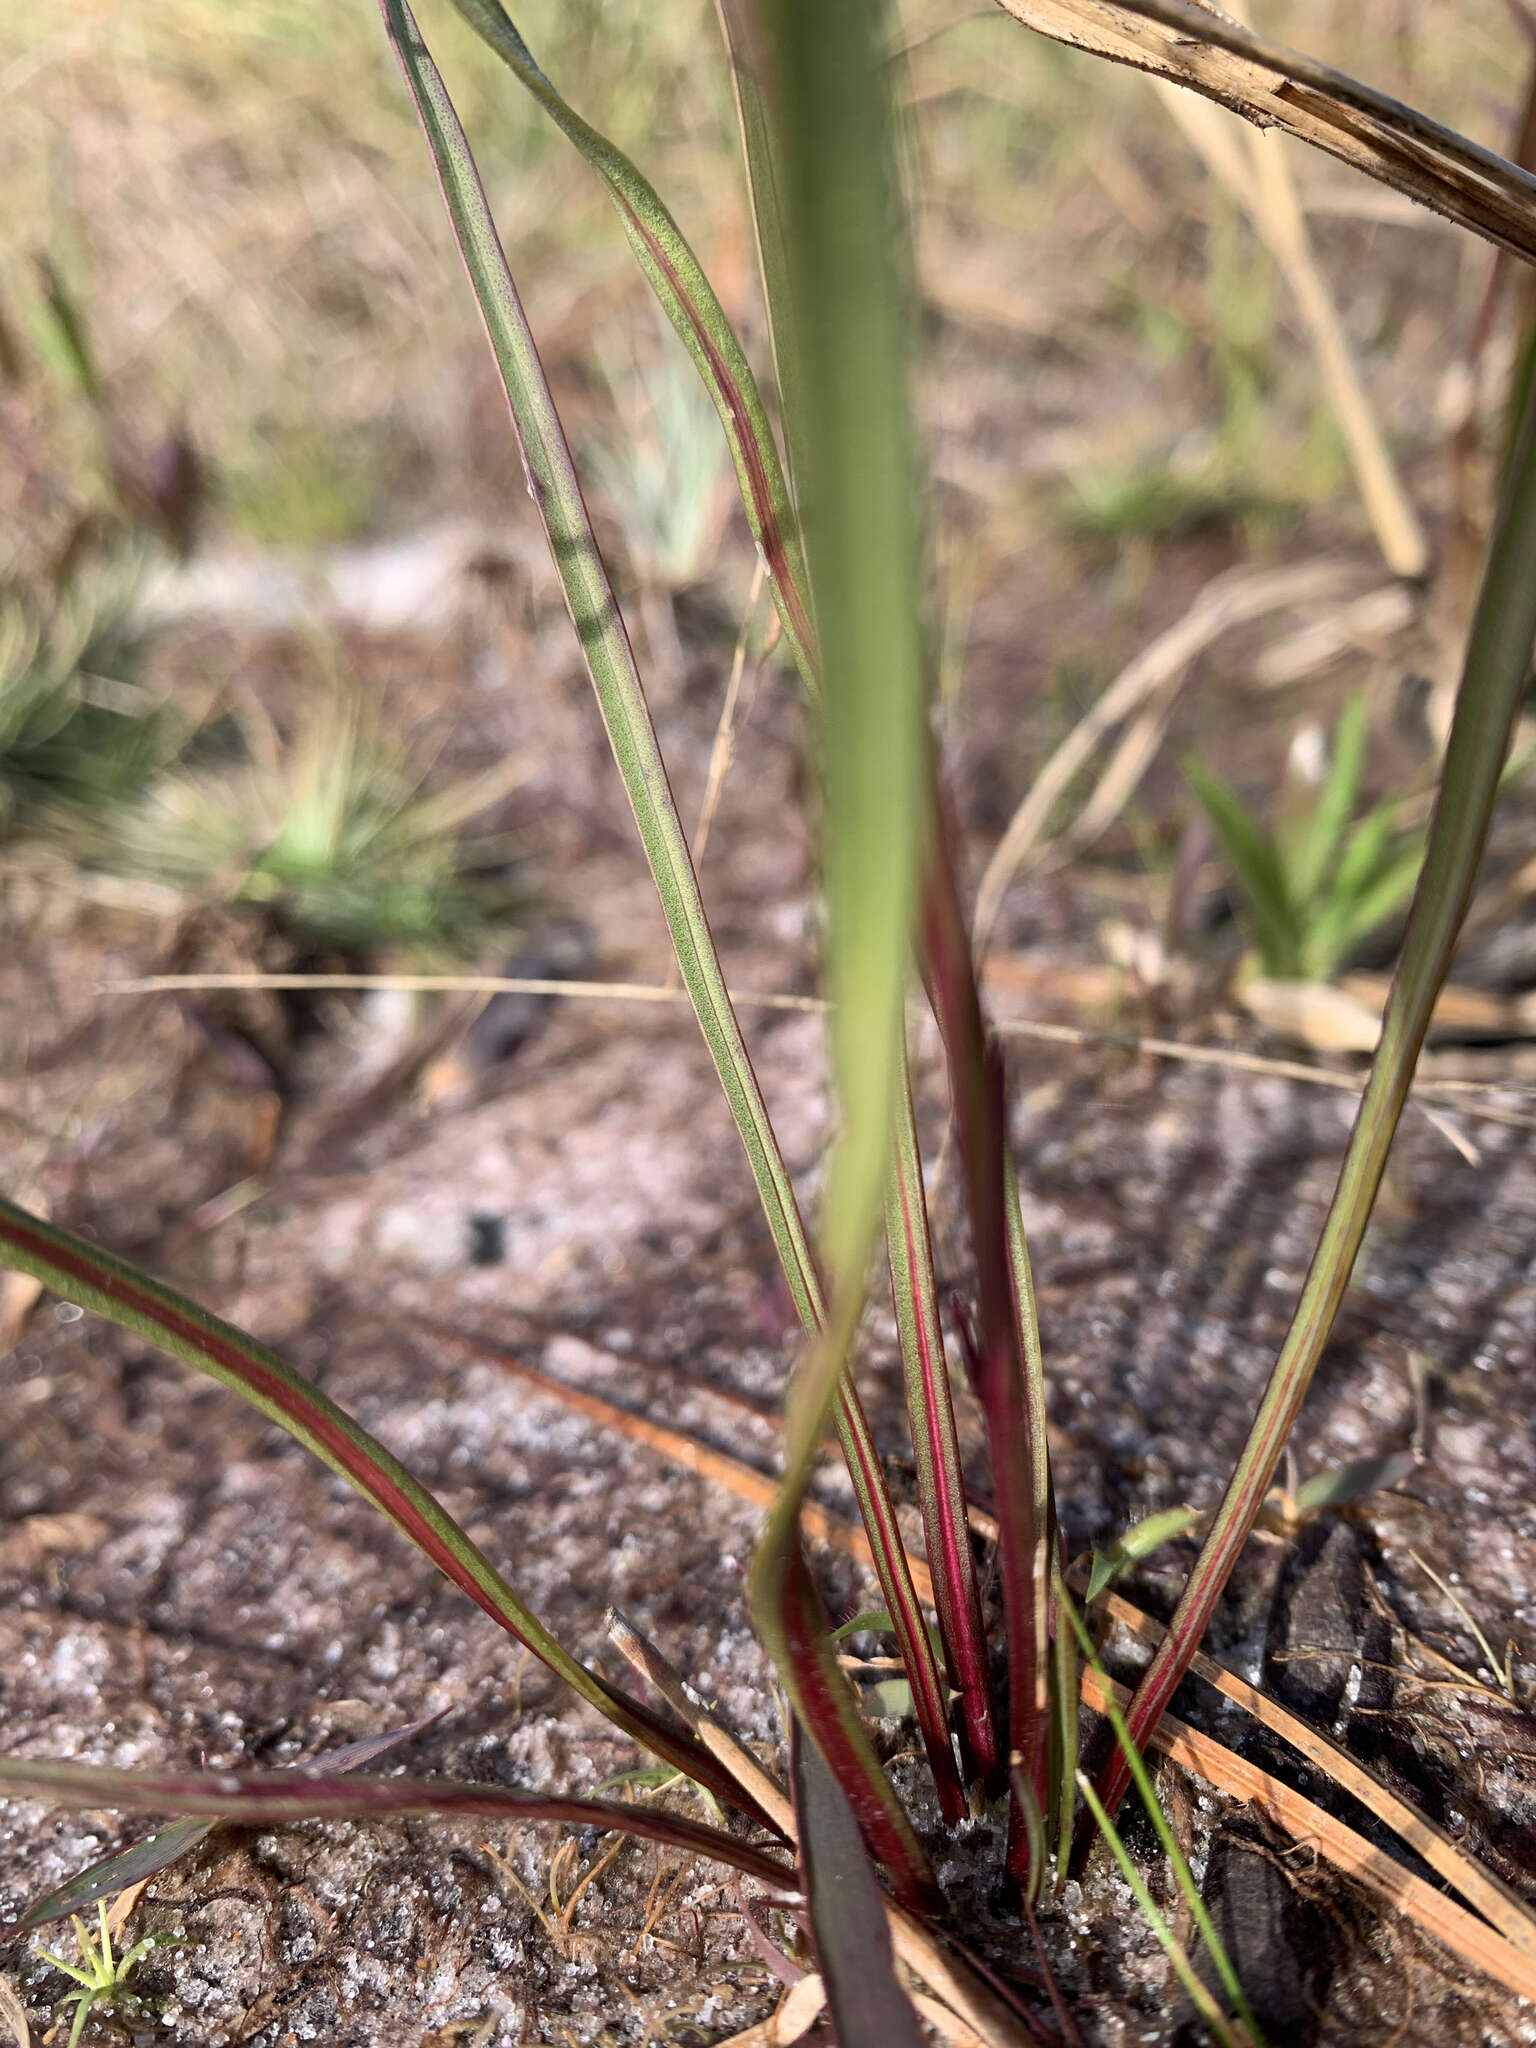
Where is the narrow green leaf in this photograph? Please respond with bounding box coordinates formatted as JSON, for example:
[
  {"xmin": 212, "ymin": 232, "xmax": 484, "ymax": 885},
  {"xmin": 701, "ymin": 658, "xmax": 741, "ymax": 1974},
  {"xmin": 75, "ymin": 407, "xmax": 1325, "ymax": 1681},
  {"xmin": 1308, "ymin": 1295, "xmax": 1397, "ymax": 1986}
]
[
  {"xmin": 829, "ymin": 1609, "xmax": 901, "ymax": 1644},
  {"xmin": 1301, "ymin": 802, "xmax": 1416, "ymax": 981},
  {"xmin": 1291, "ymin": 1449, "xmax": 1418, "ymax": 1517},
  {"xmin": 1102, "ymin": 343, "xmax": 1536, "ymax": 1831},
  {"xmin": 772, "ymin": 0, "xmax": 924, "ymax": 1311},
  {"xmin": 439, "ymin": 0, "xmax": 816, "ymax": 686},
  {"xmin": 33, "ymin": 253, "xmax": 102, "ymax": 406},
  {"xmin": 376, "ymin": 0, "xmax": 820, "ymax": 1334},
  {"xmin": 743, "ymin": 0, "xmax": 935, "ymax": 1910},
  {"xmin": 1288, "ymin": 693, "xmax": 1368, "ymax": 905},
  {"xmin": 1048, "ymin": 1559, "xmax": 1079, "ymax": 1885},
  {"xmin": 454, "ymin": 0, "xmax": 959, "ymax": 1837},
  {"xmin": 1323, "ymin": 843, "xmax": 1424, "ymax": 971},
  {"xmin": 1065, "ymin": 1604, "xmax": 1262, "ymax": 2047},
  {"xmin": 1004, "ymin": 1152, "xmax": 1054, "ymax": 1789},
  {"xmin": 378, "ymin": 0, "xmax": 936, "ymax": 1895},
  {"xmin": 791, "ymin": 1731, "xmax": 926, "ymax": 2048},
  {"xmin": 886, "ymin": 1060, "xmax": 997, "ymax": 1793},
  {"xmin": 1185, "ymin": 759, "xmax": 1299, "ymax": 977},
  {"xmin": 0, "ymin": 1759, "xmax": 795, "ymax": 1897},
  {"xmin": 13, "ymin": 1715, "xmax": 448, "ymax": 1932},
  {"xmin": 0, "ymin": 1199, "xmax": 744, "ymax": 1816},
  {"xmin": 1085, "ymin": 1506, "xmax": 1201, "ymax": 1604},
  {"xmin": 830, "ymin": 1608, "xmax": 949, "ymax": 1674},
  {"xmin": 1322, "ymin": 799, "xmax": 1402, "ymax": 909},
  {"xmin": 712, "ymin": 0, "xmax": 807, "ymax": 487},
  {"xmin": 1075, "ymin": 1772, "xmax": 1253, "ymax": 2048},
  {"xmin": 1008, "ymin": 1762, "xmax": 1049, "ymax": 1906}
]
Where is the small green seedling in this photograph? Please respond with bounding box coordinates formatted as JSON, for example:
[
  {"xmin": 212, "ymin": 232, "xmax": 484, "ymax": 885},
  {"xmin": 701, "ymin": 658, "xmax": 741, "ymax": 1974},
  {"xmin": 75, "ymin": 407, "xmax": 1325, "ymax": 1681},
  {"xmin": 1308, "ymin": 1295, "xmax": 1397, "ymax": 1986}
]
[
  {"xmin": 1413, "ymin": 1550, "xmax": 1529, "ymax": 1711},
  {"xmin": 584, "ymin": 311, "xmax": 733, "ymax": 598},
  {"xmin": 1186, "ymin": 693, "xmax": 1424, "ymax": 983},
  {"xmin": 1086, "ymin": 1505, "xmax": 1203, "ymax": 1602},
  {"xmin": 0, "ymin": 581, "xmax": 173, "ymax": 834},
  {"xmin": 109, "ymin": 676, "xmax": 528, "ymax": 955},
  {"xmin": 37, "ymin": 1899, "xmax": 169, "ymax": 2048},
  {"xmin": 592, "ymin": 1763, "xmax": 727, "ymax": 1828}
]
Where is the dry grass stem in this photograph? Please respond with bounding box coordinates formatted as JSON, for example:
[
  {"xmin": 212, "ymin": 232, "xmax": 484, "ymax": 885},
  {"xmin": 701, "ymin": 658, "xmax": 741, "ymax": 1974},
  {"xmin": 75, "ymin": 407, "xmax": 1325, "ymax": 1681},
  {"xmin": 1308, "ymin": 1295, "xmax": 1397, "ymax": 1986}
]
[
  {"xmin": 985, "ymin": 1010, "xmax": 1536, "ymax": 1138},
  {"xmin": 989, "ymin": 0, "xmax": 1536, "ymax": 260},
  {"xmin": 1155, "ymin": 71, "xmax": 1427, "ymax": 577},
  {"xmin": 1078, "ymin": 1662, "xmax": 1536, "ymax": 2008},
  {"xmin": 712, "ymin": 1972, "xmax": 826, "ymax": 2048},
  {"xmin": 1252, "ymin": 584, "xmax": 1417, "ymax": 690},
  {"xmin": 99, "ymin": 972, "xmax": 826, "ymax": 1013},
  {"xmin": 1091, "ymin": 1585, "xmax": 1536, "ymax": 1958},
  {"xmin": 971, "ymin": 558, "xmax": 1368, "ymax": 946}
]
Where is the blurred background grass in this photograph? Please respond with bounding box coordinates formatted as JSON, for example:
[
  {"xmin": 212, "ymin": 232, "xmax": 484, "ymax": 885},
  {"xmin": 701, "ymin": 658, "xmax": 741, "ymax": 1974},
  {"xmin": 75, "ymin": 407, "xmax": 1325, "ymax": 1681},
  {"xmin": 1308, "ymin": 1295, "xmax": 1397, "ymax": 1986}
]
[
  {"xmin": 0, "ymin": 0, "xmax": 1529, "ymax": 996},
  {"xmin": 1, "ymin": 0, "xmax": 1513, "ymax": 556}
]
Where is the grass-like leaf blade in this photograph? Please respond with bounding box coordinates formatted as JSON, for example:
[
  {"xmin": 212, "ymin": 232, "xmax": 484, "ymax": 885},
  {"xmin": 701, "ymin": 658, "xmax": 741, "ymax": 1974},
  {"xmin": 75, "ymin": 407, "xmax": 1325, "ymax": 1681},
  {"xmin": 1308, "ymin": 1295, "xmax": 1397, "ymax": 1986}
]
[
  {"xmin": 1098, "ymin": 348, "xmax": 1536, "ymax": 1829},
  {"xmin": 712, "ymin": 0, "xmax": 806, "ymax": 496},
  {"xmin": 1291, "ymin": 1449, "xmax": 1418, "ymax": 1518},
  {"xmin": 887, "ymin": 1062, "xmax": 996, "ymax": 1793},
  {"xmin": 921, "ymin": 809, "xmax": 1053, "ymax": 1861},
  {"xmin": 1286, "ymin": 692, "xmax": 1367, "ymax": 904},
  {"xmin": 0, "ymin": 1198, "xmax": 744, "ymax": 1815},
  {"xmin": 439, "ymin": 0, "xmax": 816, "ymax": 687},
  {"xmin": 12, "ymin": 1715, "xmax": 449, "ymax": 1932},
  {"xmin": 1075, "ymin": 1769, "xmax": 1253, "ymax": 2048},
  {"xmin": 0, "ymin": 1759, "xmax": 795, "ymax": 1899},
  {"xmin": 1185, "ymin": 759, "xmax": 1299, "ymax": 977},
  {"xmin": 376, "ymin": 0, "xmax": 820, "ymax": 1336},
  {"xmin": 379, "ymin": 0, "xmax": 941, "ymax": 1894},
  {"xmin": 1065, "ymin": 1599, "xmax": 1262, "ymax": 2045},
  {"xmin": 744, "ymin": 0, "xmax": 937, "ymax": 1912},
  {"xmin": 1085, "ymin": 1506, "xmax": 1201, "ymax": 1604},
  {"xmin": 791, "ymin": 1728, "xmax": 926, "ymax": 2048}
]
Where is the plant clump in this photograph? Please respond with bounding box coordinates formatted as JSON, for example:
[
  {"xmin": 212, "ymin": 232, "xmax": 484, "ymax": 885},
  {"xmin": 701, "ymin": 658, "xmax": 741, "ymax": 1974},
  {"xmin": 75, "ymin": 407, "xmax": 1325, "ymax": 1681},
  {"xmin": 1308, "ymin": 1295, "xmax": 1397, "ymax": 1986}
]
[{"xmin": 103, "ymin": 680, "xmax": 529, "ymax": 958}]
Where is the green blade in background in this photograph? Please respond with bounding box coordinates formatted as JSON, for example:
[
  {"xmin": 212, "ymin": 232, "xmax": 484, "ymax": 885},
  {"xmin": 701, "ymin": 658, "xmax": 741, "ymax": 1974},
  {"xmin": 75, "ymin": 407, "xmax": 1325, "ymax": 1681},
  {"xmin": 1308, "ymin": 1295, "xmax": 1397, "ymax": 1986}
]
[
  {"xmin": 439, "ymin": 0, "xmax": 816, "ymax": 687},
  {"xmin": 377, "ymin": 0, "xmax": 819, "ymax": 1330},
  {"xmin": 1096, "ymin": 355, "xmax": 1536, "ymax": 1831},
  {"xmin": 379, "ymin": 0, "xmax": 937, "ymax": 1896},
  {"xmin": 746, "ymin": 0, "xmax": 933, "ymax": 1908},
  {"xmin": 1185, "ymin": 759, "xmax": 1299, "ymax": 977},
  {"xmin": 712, "ymin": 0, "xmax": 808, "ymax": 489},
  {"xmin": 1287, "ymin": 692, "xmax": 1367, "ymax": 905}
]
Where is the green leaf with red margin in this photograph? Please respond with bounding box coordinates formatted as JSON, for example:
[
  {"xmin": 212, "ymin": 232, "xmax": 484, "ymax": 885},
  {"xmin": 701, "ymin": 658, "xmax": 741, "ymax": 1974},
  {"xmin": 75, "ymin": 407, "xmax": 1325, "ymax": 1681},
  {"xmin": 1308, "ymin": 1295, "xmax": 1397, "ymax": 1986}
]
[
  {"xmin": 886, "ymin": 1059, "xmax": 996, "ymax": 1795},
  {"xmin": 436, "ymin": 0, "xmax": 817, "ymax": 690},
  {"xmin": 922, "ymin": 797, "xmax": 1053, "ymax": 1869},
  {"xmin": 12, "ymin": 1714, "xmax": 450, "ymax": 1931},
  {"xmin": 0, "ymin": 1758, "xmax": 795, "ymax": 1902},
  {"xmin": 1095, "ymin": 344, "xmax": 1536, "ymax": 1832},
  {"xmin": 745, "ymin": 0, "xmax": 936, "ymax": 1916},
  {"xmin": 0, "ymin": 1198, "xmax": 754, "ymax": 1823}
]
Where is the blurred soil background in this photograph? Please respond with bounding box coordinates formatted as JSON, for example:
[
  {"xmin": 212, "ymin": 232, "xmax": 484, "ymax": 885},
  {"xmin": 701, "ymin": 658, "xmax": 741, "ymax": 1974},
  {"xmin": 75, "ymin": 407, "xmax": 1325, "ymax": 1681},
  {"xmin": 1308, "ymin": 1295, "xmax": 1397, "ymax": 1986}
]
[{"xmin": 4, "ymin": 0, "xmax": 1536, "ymax": 2042}]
